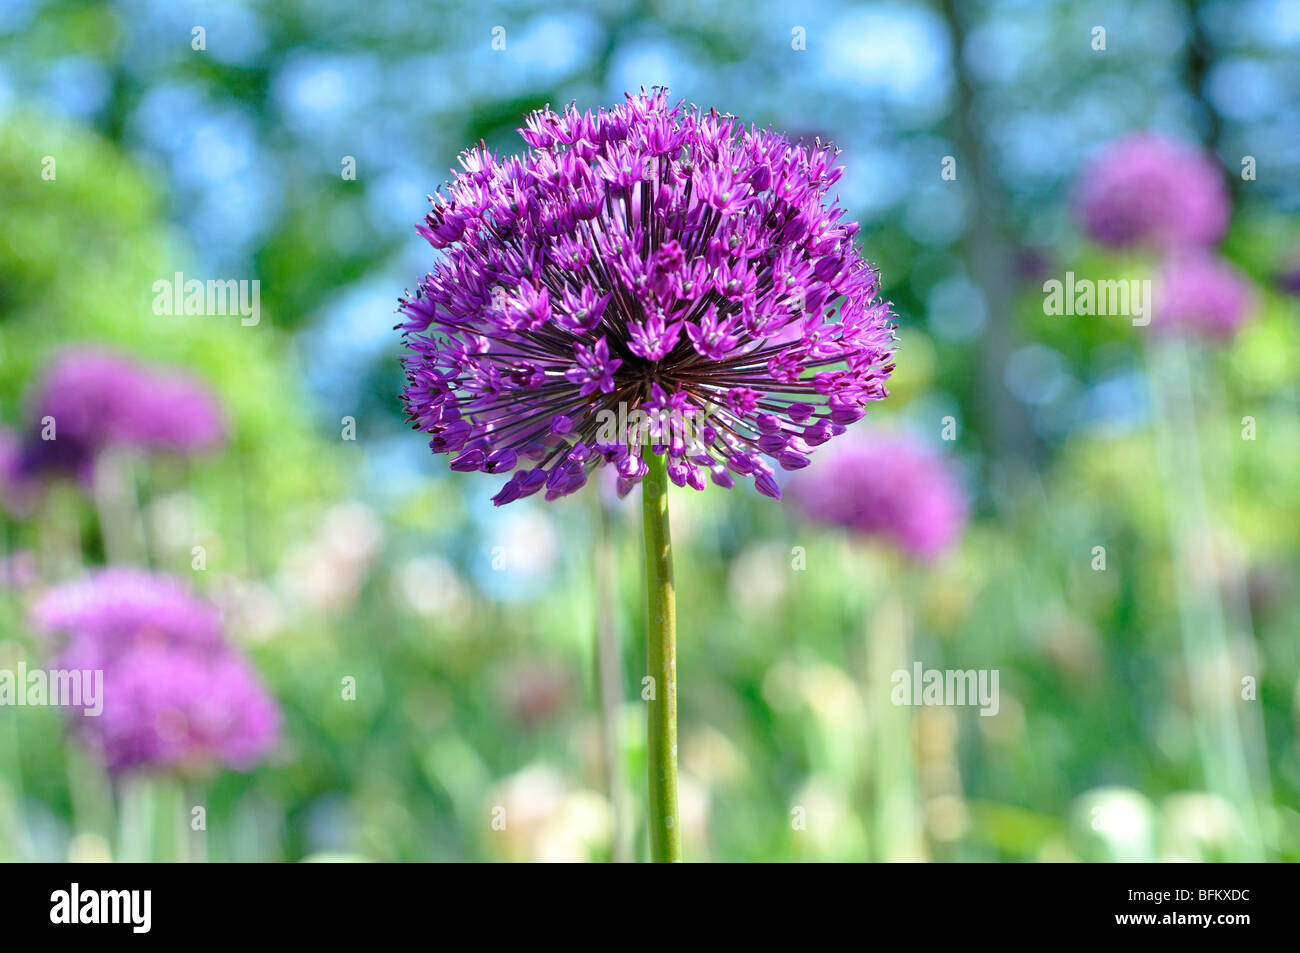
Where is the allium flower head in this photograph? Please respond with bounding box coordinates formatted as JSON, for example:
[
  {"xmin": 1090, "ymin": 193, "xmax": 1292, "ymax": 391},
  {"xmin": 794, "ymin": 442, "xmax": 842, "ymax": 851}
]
[
  {"xmin": 790, "ymin": 429, "xmax": 967, "ymax": 561},
  {"xmin": 1155, "ymin": 251, "xmax": 1253, "ymax": 340},
  {"xmin": 1074, "ymin": 133, "xmax": 1229, "ymax": 251},
  {"xmin": 62, "ymin": 642, "xmax": 280, "ymax": 775},
  {"xmin": 33, "ymin": 568, "xmax": 225, "ymax": 669},
  {"xmin": 15, "ymin": 348, "xmax": 225, "ymax": 480},
  {"xmin": 33, "ymin": 570, "xmax": 280, "ymax": 775},
  {"xmin": 398, "ymin": 90, "xmax": 897, "ymax": 503}
]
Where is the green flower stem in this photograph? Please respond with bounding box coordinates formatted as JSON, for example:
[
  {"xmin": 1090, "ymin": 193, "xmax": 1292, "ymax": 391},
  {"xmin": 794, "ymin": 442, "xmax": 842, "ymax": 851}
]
[
  {"xmin": 1146, "ymin": 337, "xmax": 1267, "ymax": 860},
  {"xmin": 187, "ymin": 781, "xmax": 209, "ymax": 863},
  {"xmin": 641, "ymin": 451, "xmax": 680, "ymax": 863},
  {"xmin": 868, "ymin": 558, "xmax": 924, "ymax": 862},
  {"xmin": 116, "ymin": 776, "xmax": 156, "ymax": 863},
  {"xmin": 0, "ymin": 698, "xmax": 31, "ymax": 860},
  {"xmin": 92, "ymin": 450, "xmax": 148, "ymax": 567}
]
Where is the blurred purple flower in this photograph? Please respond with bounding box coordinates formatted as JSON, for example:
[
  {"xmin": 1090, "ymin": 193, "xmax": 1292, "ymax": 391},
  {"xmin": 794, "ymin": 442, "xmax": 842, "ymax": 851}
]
[
  {"xmin": 14, "ymin": 348, "xmax": 226, "ymax": 482},
  {"xmin": 790, "ymin": 430, "xmax": 968, "ymax": 561},
  {"xmin": 33, "ymin": 568, "xmax": 225, "ymax": 669},
  {"xmin": 397, "ymin": 89, "xmax": 897, "ymax": 504},
  {"xmin": 1155, "ymin": 252, "xmax": 1254, "ymax": 341},
  {"xmin": 61, "ymin": 641, "xmax": 280, "ymax": 775},
  {"xmin": 1074, "ymin": 134, "xmax": 1229, "ymax": 251},
  {"xmin": 32, "ymin": 570, "xmax": 280, "ymax": 775}
]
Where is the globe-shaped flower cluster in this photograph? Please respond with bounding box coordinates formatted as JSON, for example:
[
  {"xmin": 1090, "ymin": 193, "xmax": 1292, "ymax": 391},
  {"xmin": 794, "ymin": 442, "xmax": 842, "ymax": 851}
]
[
  {"xmin": 33, "ymin": 570, "xmax": 280, "ymax": 776},
  {"xmin": 1073, "ymin": 133, "xmax": 1229, "ymax": 252},
  {"xmin": 398, "ymin": 90, "xmax": 897, "ymax": 504},
  {"xmin": 10, "ymin": 348, "xmax": 225, "ymax": 484},
  {"xmin": 1073, "ymin": 133, "xmax": 1257, "ymax": 343},
  {"xmin": 791, "ymin": 429, "xmax": 967, "ymax": 561},
  {"xmin": 1155, "ymin": 251, "xmax": 1253, "ymax": 339}
]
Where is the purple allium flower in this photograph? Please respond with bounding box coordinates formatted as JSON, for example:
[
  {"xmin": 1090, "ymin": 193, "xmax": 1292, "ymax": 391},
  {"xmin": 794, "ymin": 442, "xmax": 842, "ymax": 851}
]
[
  {"xmin": 14, "ymin": 348, "xmax": 225, "ymax": 481},
  {"xmin": 33, "ymin": 570, "xmax": 280, "ymax": 775},
  {"xmin": 61, "ymin": 642, "xmax": 280, "ymax": 775},
  {"xmin": 397, "ymin": 90, "xmax": 897, "ymax": 504},
  {"xmin": 1155, "ymin": 252, "xmax": 1253, "ymax": 340},
  {"xmin": 33, "ymin": 569, "xmax": 225, "ymax": 669},
  {"xmin": 790, "ymin": 430, "xmax": 967, "ymax": 561},
  {"xmin": 1073, "ymin": 134, "xmax": 1229, "ymax": 251}
]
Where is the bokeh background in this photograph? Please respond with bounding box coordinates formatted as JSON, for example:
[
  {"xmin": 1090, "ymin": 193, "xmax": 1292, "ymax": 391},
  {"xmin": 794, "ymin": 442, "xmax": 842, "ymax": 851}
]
[{"xmin": 1, "ymin": 0, "xmax": 1298, "ymax": 862}]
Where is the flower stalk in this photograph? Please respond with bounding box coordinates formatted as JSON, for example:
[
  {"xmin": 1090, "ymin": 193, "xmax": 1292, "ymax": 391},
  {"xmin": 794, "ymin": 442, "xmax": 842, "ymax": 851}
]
[
  {"xmin": 641, "ymin": 451, "xmax": 680, "ymax": 862},
  {"xmin": 1145, "ymin": 336, "xmax": 1268, "ymax": 860}
]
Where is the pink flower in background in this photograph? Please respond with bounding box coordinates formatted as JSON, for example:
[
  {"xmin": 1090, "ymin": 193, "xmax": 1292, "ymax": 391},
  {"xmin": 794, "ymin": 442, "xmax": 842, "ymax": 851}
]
[
  {"xmin": 1073, "ymin": 134, "xmax": 1229, "ymax": 251},
  {"xmin": 791, "ymin": 430, "xmax": 968, "ymax": 561},
  {"xmin": 1155, "ymin": 252, "xmax": 1254, "ymax": 340},
  {"xmin": 32, "ymin": 570, "xmax": 280, "ymax": 776},
  {"xmin": 13, "ymin": 348, "xmax": 226, "ymax": 482}
]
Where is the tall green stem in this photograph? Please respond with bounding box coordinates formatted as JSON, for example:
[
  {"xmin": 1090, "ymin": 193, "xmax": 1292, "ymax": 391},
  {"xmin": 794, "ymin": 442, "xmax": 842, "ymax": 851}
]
[
  {"xmin": 1146, "ymin": 338, "xmax": 1267, "ymax": 860},
  {"xmin": 868, "ymin": 559, "xmax": 924, "ymax": 862},
  {"xmin": 641, "ymin": 452, "xmax": 680, "ymax": 862},
  {"xmin": 116, "ymin": 776, "xmax": 156, "ymax": 863}
]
